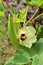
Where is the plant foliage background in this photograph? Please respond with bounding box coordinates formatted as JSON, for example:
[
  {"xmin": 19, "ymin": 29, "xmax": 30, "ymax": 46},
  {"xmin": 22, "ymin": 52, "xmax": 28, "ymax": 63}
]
[{"xmin": 0, "ymin": 0, "xmax": 43, "ymax": 65}]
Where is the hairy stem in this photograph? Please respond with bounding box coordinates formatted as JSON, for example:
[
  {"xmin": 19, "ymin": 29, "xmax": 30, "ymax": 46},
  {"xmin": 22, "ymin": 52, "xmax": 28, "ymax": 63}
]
[
  {"xmin": 25, "ymin": 8, "xmax": 39, "ymax": 25},
  {"xmin": 32, "ymin": 13, "xmax": 43, "ymax": 22},
  {"xmin": 2, "ymin": 2, "xmax": 13, "ymax": 16}
]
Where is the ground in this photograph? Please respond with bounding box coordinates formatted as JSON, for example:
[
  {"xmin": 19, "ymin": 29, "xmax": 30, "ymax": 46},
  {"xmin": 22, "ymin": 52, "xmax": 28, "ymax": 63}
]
[{"xmin": 0, "ymin": 40, "xmax": 16, "ymax": 65}]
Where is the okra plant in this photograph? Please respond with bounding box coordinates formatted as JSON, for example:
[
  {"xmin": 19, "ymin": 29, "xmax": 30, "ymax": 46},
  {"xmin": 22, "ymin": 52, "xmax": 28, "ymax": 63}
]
[{"xmin": 0, "ymin": 0, "xmax": 43, "ymax": 65}]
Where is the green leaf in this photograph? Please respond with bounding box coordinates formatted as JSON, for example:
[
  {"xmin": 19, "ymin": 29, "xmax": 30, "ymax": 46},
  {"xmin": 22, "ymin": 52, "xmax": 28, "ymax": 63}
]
[
  {"xmin": 0, "ymin": 3, "xmax": 5, "ymax": 17},
  {"xmin": 0, "ymin": 0, "xmax": 2, "ymax": 3},
  {"xmin": 37, "ymin": 38, "xmax": 43, "ymax": 53},
  {"xmin": 32, "ymin": 52, "xmax": 43, "ymax": 65},
  {"xmin": 19, "ymin": 45, "xmax": 37, "ymax": 57},
  {"xmin": 37, "ymin": 27, "xmax": 43, "ymax": 39},
  {"xmin": 33, "ymin": 0, "xmax": 43, "ymax": 6},
  {"xmin": 0, "ymin": 11, "xmax": 5, "ymax": 17},
  {"xmin": 31, "ymin": 38, "xmax": 43, "ymax": 65},
  {"xmin": 38, "ymin": 38, "xmax": 43, "ymax": 43},
  {"xmin": 5, "ymin": 38, "xmax": 43, "ymax": 65},
  {"xmin": 4, "ymin": 56, "xmax": 18, "ymax": 65},
  {"xmin": 13, "ymin": 51, "xmax": 30, "ymax": 64},
  {"xmin": 4, "ymin": 48, "xmax": 30, "ymax": 65},
  {"xmin": 28, "ymin": 0, "xmax": 43, "ymax": 7},
  {"xmin": 0, "ymin": 3, "xmax": 4, "ymax": 11},
  {"xmin": 41, "ymin": 4, "xmax": 43, "ymax": 8},
  {"xmin": 23, "ymin": 0, "xmax": 31, "ymax": 3},
  {"xmin": 4, "ymin": 49, "xmax": 30, "ymax": 65},
  {"xmin": 13, "ymin": 8, "xmax": 27, "ymax": 23},
  {"xmin": 8, "ymin": 14, "xmax": 20, "ymax": 49},
  {"xmin": 19, "ymin": 8, "xmax": 27, "ymax": 22},
  {"xmin": 10, "ymin": 38, "xmax": 43, "ymax": 65},
  {"xmin": 19, "ymin": 38, "xmax": 43, "ymax": 57}
]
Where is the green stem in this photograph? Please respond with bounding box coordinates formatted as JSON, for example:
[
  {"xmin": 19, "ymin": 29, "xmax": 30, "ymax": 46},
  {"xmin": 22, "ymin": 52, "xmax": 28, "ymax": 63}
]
[
  {"xmin": 25, "ymin": 8, "xmax": 39, "ymax": 26},
  {"xmin": 7, "ymin": 8, "xmax": 14, "ymax": 16},
  {"xmin": 24, "ymin": 6, "xmax": 29, "ymax": 27},
  {"xmin": 2, "ymin": 2, "xmax": 13, "ymax": 16},
  {"xmin": 31, "ymin": 13, "xmax": 43, "ymax": 22}
]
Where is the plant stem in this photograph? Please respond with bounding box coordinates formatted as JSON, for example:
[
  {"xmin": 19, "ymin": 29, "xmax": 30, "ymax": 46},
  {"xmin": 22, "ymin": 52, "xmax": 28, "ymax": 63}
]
[
  {"xmin": 2, "ymin": 2, "xmax": 13, "ymax": 16},
  {"xmin": 25, "ymin": 8, "xmax": 39, "ymax": 26},
  {"xmin": 7, "ymin": 8, "xmax": 14, "ymax": 16},
  {"xmin": 24, "ymin": 6, "xmax": 29, "ymax": 27},
  {"xmin": 31, "ymin": 13, "xmax": 43, "ymax": 22}
]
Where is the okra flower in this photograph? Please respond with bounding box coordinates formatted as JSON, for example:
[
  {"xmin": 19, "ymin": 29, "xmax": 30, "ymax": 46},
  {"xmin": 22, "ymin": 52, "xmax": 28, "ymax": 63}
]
[{"xmin": 18, "ymin": 26, "xmax": 37, "ymax": 48}]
